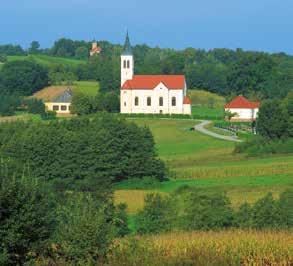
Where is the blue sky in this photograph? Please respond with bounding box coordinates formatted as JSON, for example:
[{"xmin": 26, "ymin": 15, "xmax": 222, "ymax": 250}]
[{"xmin": 1, "ymin": 0, "xmax": 293, "ymax": 54}]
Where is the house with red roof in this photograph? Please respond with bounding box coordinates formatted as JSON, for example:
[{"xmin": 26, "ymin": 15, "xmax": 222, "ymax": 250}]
[
  {"xmin": 224, "ymin": 95, "xmax": 260, "ymax": 122},
  {"xmin": 120, "ymin": 33, "xmax": 191, "ymax": 115},
  {"xmin": 90, "ymin": 42, "xmax": 102, "ymax": 56}
]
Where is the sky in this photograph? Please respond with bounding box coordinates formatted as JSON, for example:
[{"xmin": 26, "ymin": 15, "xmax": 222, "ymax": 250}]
[{"xmin": 1, "ymin": 0, "xmax": 293, "ymax": 54}]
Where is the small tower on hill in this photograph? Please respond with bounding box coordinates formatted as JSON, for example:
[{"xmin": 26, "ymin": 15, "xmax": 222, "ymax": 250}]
[{"xmin": 121, "ymin": 31, "xmax": 134, "ymax": 86}]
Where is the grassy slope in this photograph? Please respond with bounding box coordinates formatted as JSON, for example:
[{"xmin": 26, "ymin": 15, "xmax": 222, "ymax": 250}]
[
  {"xmin": 32, "ymin": 81, "xmax": 99, "ymax": 102},
  {"xmin": 115, "ymin": 119, "xmax": 293, "ymax": 213},
  {"xmin": 7, "ymin": 55, "xmax": 85, "ymax": 67}
]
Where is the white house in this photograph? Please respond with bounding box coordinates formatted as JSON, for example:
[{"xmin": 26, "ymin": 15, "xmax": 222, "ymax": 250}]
[
  {"xmin": 120, "ymin": 33, "xmax": 191, "ymax": 115},
  {"xmin": 224, "ymin": 95, "xmax": 260, "ymax": 122},
  {"xmin": 45, "ymin": 88, "xmax": 72, "ymax": 115}
]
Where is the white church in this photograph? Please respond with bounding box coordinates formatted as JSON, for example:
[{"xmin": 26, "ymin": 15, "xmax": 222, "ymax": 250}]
[{"xmin": 120, "ymin": 33, "xmax": 191, "ymax": 115}]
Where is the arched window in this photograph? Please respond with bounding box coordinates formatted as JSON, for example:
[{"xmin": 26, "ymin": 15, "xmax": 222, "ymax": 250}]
[
  {"xmin": 123, "ymin": 60, "xmax": 127, "ymax": 68},
  {"xmin": 159, "ymin": 97, "xmax": 163, "ymax": 107},
  {"xmin": 127, "ymin": 60, "xmax": 130, "ymax": 69},
  {"xmin": 172, "ymin": 97, "xmax": 176, "ymax": 106},
  {"xmin": 147, "ymin": 97, "xmax": 151, "ymax": 106},
  {"xmin": 135, "ymin": 97, "xmax": 139, "ymax": 106}
]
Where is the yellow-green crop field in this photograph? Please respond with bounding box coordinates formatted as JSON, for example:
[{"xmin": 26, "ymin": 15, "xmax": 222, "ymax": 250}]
[
  {"xmin": 115, "ymin": 119, "xmax": 293, "ymax": 213},
  {"xmin": 108, "ymin": 230, "xmax": 293, "ymax": 265}
]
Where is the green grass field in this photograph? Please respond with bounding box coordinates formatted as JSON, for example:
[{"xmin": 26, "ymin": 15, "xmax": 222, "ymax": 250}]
[
  {"xmin": 73, "ymin": 81, "xmax": 99, "ymax": 96},
  {"xmin": 115, "ymin": 119, "xmax": 293, "ymax": 213},
  {"xmin": 7, "ymin": 54, "xmax": 86, "ymax": 67},
  {"xmin": 192, "ymin": 106, "xmax": 224, "ymax": 119}
]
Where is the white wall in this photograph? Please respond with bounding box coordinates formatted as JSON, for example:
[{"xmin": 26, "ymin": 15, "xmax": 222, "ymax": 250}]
[
  {"xmin": 225, "ymin": 108, "xmax": 259, "ymax": 120},
  {"xmin": 45, "ymin": 102, "xmax": 71, "ymax": 115},
  {"xmin": 121, "ymin": 55, "xmax": 134, "ymax": 86}
]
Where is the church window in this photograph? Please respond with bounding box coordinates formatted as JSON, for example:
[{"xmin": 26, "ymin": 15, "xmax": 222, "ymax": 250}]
[
  {"xmin": 135, "ymin": 97, "xmax": 139, "ymax": 106},
  {"xmin": 172, "ymin": 97, "xmax": 176, "ymax": 106},
  {"xmin": 127, "ymin": 60, "xmax": 130, "ymax": 69},
  {"xmin": 123, "ymin": 60, "xmax": 127, "ymax": 68},
  {"xmin": 159, "ymin": 97, "xmax": 163, "ymax": 107},
  {"xmin": 124, "ymin": 102, "xmax": 127, "ymax": 107},
  {"xmin": 147, "ymin": 97, "xmax": 151, "ymax": 106}
]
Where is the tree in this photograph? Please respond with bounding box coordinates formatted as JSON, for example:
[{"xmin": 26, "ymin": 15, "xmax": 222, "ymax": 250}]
[
  {"xmin": 71, "ymin": 93, "xmax": 93, "ymax": 115},
  {"xmin": 53, "ymin": 193, "xmax": 115, "ymax": 264},
  {"xmin": 25, "ymin": 98, "xmax": 45, "ymax": 115},
  {"xmin": 257, "ymin": 100, "xmax": 289, "ymax": 139},
  {"xmin": 75, "ymin": 46, "xmax": 89, "ymax": 60},
  {"xmin": 0, "ymin": 175, "xmax": 56, "ymax": 265},
  {"xmin": 28, "ymin": 41, "xmax": 40, "ymax": 54},
  {"xmin": 0, "ymin": 54, "xmax": 7, "ymax": 63},
  {"xmin": 251, "ymin": 192, "xmax": 281, "ymax": 229},
  {"xmin": 136, "ymin": 193, "xmax": 173, "ymax": 234},
  {"xmin": 278, "ymin": 189, "xmax": 293, "ymax": 228},
  {"xmin": 0, "ymin": 61, "xmax": 49, "ymax": 96}
]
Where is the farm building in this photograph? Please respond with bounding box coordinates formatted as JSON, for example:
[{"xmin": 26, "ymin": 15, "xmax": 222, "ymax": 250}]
[
  {"xmin": 224, "ymin": 95, "xmax": 260, "ymax": 122},
  {"xmin": 120, "ymin": 33, "xmax": 191, "ymax": 115},
  {"xmin": 45, "ymin": 88, "xmax": 72, "ymax": 115}
]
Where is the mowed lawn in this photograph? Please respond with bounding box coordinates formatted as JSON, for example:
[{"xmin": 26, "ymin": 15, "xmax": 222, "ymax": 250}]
[{"xmin": 115, "ymin": 118, "xmax": 293, "ymax": 213}]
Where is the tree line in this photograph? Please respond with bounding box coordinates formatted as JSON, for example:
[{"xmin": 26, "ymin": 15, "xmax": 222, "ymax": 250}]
[
  {"xmin": 1, "ymin": 38, "xmax": 293, "ymax": 98},
  {"xmin": 135, "ymin": 187, "xmax": 293, "ymax": 235}
]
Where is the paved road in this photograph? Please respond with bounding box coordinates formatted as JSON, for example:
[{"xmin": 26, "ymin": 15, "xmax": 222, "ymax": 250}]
[{"xmin": 194, "ymin": 120, "xmax": 243, "ymax": 143}]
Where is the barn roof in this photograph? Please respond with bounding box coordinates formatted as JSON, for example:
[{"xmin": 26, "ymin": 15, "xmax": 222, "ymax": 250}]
[{"xmin": 52, "ymin": 88, "xmax": 72, "ymax": 103}]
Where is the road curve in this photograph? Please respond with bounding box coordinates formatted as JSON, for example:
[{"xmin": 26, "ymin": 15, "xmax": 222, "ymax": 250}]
[{"xmin": 194, "ymin": 120, "xmax": 243, "ymax": 143}]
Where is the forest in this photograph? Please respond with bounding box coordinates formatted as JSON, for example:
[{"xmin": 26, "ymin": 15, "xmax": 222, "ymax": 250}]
[{"xmin": 0, "ymin": 38, "xmax": 292, "ymax": 99}]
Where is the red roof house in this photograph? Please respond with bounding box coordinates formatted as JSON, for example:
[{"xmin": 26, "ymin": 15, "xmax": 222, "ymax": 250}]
[{"xmin": 224, "ymin": 95, "xmax": 260, "ymax": 121}]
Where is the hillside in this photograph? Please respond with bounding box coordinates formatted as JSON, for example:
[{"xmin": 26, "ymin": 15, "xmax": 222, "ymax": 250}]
[
  {"xmin": 7, "ymin": 54, "xmax": 86, "ymax": 67},
  {"xmin": 32, "ymin": 81, "xmax": 99, "ymax": 102},
  {"xmin": 115, "ymin": 119, "xmax": 293, "ymax": 213}
]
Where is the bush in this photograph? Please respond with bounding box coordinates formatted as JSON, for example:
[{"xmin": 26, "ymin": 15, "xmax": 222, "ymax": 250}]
[
  {"xmin": 234, "ymin": 136, "xmax": 293, "ymax": 156},
  {"xmin": 0, "ymin": 54, "xmax": 7, "ymax": 63},
  {"xmin": 0, "ymin": 175, "xmax": 56, "ymax": 265},
  {"xmin": 41, "ymin": 110, "xmax": 57, "ymax": 120},
  {"xmin": 0, "ymin": 94, "xmax": 20, "ymax": 116},
  {"xmin": 178, "ymin": 189, "xmax": 234, "ymax": 230},
  {"xmin": 70, "ymin": 92, "xmax": 93, "ymax": 115},
  {"xmin": 25, "ymin": 98, "xmax": 45, "ymax": 115},
  {"xmin": 136, "ymin": 193, "xmax": 173, "ymax": 234},
  {"xmin": 53, "ymin": 193, "xmax": 115, "ymax": 264}
]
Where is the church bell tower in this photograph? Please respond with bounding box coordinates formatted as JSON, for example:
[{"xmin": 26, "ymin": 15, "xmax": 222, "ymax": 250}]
[{"xmin": 121, "ymin": 31, "xmax": 134, "ymax": 86}]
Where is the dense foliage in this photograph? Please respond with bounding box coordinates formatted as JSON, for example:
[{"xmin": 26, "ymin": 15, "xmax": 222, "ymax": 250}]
[
  {"xmin": 0, "ymin": 175, "xmax": 56, "ymax": 265},
  {"xmin": 135, "ymin": 187, "xmax": 293, "ymax": 234},
  {"xmin": 0, "ymin": 60, "xmax": 48, "ymax": 96},
  {"xmin": 0, "ymin": 114, "xmax": 166, "ymax": 186},
  {"xmin": 1, "ymin": 39, "xmax": 293, "ymax": 99},
  {"xmin": 71, "ymin": 91, "xmax": 120, "ymax": 115}
]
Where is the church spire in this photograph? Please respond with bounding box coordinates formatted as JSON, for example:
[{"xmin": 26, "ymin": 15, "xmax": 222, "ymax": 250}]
[{"xmin": 122, "ymin": 31, "xmax": 132, "ymax": 55}]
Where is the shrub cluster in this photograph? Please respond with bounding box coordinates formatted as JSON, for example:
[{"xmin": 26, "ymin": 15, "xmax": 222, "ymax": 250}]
[
  {"xmin": 0, "ymin": 114, "xmax": 166, "ymax": 187},
  {"xmin": 135, "ymin": 187, "xmax": 293, "ymax": 234},
  {"xmin": 0, "ymin": 173, "xmax": 128, "ymax": 265}
]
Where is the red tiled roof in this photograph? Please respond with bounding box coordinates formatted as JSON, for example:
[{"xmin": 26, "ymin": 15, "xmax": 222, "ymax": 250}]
[
  {"xmin": 225, "ymin": 95, "xmax": 260, "ymax": 109},
  {"xmin": 91, "ymin": 47, "xmax": 102, "ymax": 52},
  {"xmin": 121, "ymin": 75, "xmax": 185, "ymax": 90},
  {"xmin": 183, "ymin": 96, "xmax": 191, "ymax": 104}
]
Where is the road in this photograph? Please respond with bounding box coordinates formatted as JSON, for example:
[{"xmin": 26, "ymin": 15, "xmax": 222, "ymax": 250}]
[{"xmin": 194, "ymin": 120, "xmax": 243, "ymax": 143}]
